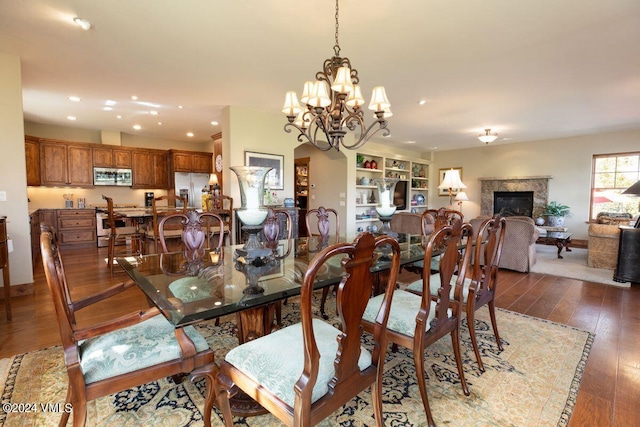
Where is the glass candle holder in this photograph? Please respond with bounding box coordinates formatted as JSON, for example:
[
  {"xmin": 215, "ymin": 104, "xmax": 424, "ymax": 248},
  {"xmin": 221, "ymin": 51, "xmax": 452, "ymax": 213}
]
[
  {"xmin": 373, "ymin": 177, "xmax": 399, "ymax": 236},
  {"xmin": 231, "ymin": 166, "xmax": 272, "ymax": 252}
]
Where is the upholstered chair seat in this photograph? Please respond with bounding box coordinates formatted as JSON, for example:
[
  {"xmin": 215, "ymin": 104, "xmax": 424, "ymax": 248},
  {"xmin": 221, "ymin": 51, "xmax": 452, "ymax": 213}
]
[
  {"xmin": 81, "ymin": 315, "xmax": 209, "ymax": 384},
  {"xmin": 587, "ymin": 223, "xmax": 621, "ymax": 269},
  {"xmin": 225, "ymin": 319, "xmax": 372, "ymax": 407}
]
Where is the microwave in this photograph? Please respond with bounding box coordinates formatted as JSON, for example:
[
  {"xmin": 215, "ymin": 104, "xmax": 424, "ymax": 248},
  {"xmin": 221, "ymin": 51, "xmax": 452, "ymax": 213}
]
[{"xmin": 93, "ymin": 167, "xmax": 133, "ymax": 186}]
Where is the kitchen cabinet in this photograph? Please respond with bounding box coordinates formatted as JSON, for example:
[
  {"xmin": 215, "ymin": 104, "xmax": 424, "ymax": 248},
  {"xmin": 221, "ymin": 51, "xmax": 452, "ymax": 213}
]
[
  {"xmin": 170, "ymin": 150, "xmax": 212, "ymax": 173},
  {"xmin": 132, "ymin": 150, "xmax": 169, "ymax": 189},
  {"xmin": 56, "ymin": 209, "xmax": 96, "ymax": 247},
  {"xmin": 40, "ymin": 142, "xmax": 93, "ymax": 187},
  {"xmin": 30, "ymin": 209, "xmax": 59, "ymax": 265},
  {"xmin": 25, "ymin": 137, "xmax": 41, "ymax": 186},
  {"xmin": 93, "ymin": 147, "xmax": 132, "ymax": 168}
]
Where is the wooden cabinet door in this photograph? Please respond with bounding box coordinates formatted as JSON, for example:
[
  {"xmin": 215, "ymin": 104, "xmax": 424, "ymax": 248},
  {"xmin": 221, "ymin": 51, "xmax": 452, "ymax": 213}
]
[
  {"xmin": 67, "ymin": 145, "xmax": 93, "ymax": 186},
  {"xmin": 172, "ymin": 153, "xmax": 192, "ymax": 172},
  {"xmin": 113, "ymin": 149, "xmax": 132, "ymax": 168},
  {"xmin": 93, "ymin": 147, "xmax": 113, "ymax": 167},
  {"xmin": 132, "ymin": 152, "xmax": 154, "ymax": 187},
  {"xmin": 153, "ymin": 152, "xmax": 169, "ymax": 188},
  {"xmin": 40, "ymin": 142, "xmax": 68, "ymax": 186},
  {"xmin": 25, "ymin": 140, "xmax": 41, "ymax": 186},
  {"xmin": 192, "ymin": 153, "xmax": 212, "ymax": 173}
]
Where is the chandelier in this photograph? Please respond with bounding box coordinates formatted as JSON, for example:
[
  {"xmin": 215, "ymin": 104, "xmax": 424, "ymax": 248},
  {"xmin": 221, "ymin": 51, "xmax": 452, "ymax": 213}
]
[
  {"xmin": 478, "ymin": 128, "xmax": 498, "ymax": 144},
  {"xmin": 282, "ymin": 0, "xmax": 391, "ymax": 151}
]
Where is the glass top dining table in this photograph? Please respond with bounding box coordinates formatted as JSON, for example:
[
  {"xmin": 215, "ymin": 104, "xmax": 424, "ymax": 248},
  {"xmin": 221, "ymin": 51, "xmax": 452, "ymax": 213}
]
[{"xmin": 116, "ymin": 233, "xmax": 425, "ymax": 328}]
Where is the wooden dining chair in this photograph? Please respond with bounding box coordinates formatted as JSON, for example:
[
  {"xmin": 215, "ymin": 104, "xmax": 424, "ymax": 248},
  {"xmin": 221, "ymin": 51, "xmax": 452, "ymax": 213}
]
[
  {"xmin": 39, "ymin": 224, "xmax": 217, "ymax": 427},
  {"xmin": 207, "ymin": 194, "xmax": 233, "ymax": 245},
  {"xmin": 306, "ymin": 206, "xmax": 340, "ymax": 319},
  {"xmin": 406, "ymin": 215, "xmax": 506, "ymax": 372},
  {"xmin": 262, "ymin": 208, "xmax": 293, "ymax": 327},
  {"xmin": 422, "ymin": 207, "xmax": 464, "ymax": 233},
  {"xmin": 145, "ymin": 195, "xmax": 187, "ymax": 253},
  {"xmin": 214, "ymin": 232, "xmax": 401, "ymax": 427},
  {"xmin": 362, "ymin": 219, "xmax": 473, "ymax": 427},
  {"xmin": 158, "ymin": 210, "xmax": 225, "ymax": 254},
  {"xmin": 102, "ymin": 195, "xmax": 145, "ymax": 274}
]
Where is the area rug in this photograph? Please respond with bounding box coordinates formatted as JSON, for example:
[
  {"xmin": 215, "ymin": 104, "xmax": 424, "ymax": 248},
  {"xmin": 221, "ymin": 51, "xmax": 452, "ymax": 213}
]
[
  {"xmin": 531, "ymin": 244, "xmax": 630, "ymax": 288},
  {"xmin": 0, "ymin": 297, "xmax": 593, "ymax": 427}
]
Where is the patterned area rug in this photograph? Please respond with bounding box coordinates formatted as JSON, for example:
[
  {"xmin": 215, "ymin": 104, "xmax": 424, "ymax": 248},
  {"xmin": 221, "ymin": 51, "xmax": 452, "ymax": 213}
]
[{"xmin": 0, "ymin": 296, "xmax": 593, "ymax": 427}]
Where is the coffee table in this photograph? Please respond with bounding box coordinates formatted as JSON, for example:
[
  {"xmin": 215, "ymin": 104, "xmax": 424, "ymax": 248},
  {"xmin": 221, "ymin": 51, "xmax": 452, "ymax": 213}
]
[{"xmin": 539, "ymin": 231, "xmax": 573, "ymax": 258}]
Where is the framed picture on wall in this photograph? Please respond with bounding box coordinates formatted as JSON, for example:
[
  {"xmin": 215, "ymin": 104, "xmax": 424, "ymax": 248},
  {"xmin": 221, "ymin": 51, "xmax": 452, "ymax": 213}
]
[
  {"xmin": 438, "ymin": 167, "xmax": 463, "ymax": 196},
  {"xmin": 244, "ymin": 151, "xmax": 284, "ymax": 190}
]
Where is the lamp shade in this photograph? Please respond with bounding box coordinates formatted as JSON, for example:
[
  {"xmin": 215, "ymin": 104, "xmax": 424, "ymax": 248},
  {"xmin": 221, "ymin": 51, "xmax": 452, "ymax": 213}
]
[
  {"xmin": 622, "ymin": 180, "xmax": 640, "ymax": 195},
  {"xmin": 438, "ymin": 169, "xmax": 467, "ymax": 190},
  {"xmin": 368, "ymin": 86, "xmax": 390, "ymax": 112},
  {"xmin": 208, "ymin": 174, "xmax": 218, "ymax": 186},
  {"xmin": 454, "ymin": 191, "xmax": 469, "ymax": 201},
  {"xmin": 331, "ymin": 67, "xmax": 354, "ymax": 94},
  {"xmin": 282, "ymin": 91, "xmax": 302, "ymax": 116}
]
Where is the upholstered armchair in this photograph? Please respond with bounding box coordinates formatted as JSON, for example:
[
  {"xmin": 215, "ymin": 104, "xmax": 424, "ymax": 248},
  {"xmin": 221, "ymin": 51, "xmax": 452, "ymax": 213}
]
[
  {"xmin": 390, "ymin": 212, "xmax": 434, "ymax": 235},
  {"xmin": 470, "ymin": 216, "xmax": 539, "ymax": 273}
]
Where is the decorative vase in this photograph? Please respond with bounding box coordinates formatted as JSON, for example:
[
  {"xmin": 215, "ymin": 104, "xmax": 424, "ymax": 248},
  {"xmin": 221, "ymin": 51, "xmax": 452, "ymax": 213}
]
[
  {"xmin": 535, "ymin": 217, "xmax": 545, "ymax": 226},
  {"xmin": 230, "ymin": 166, "xmax": 272, "ymax": 253},
  {"xmin": 370, "ymin": 159, "xmax": 378, "ymax": 169},
  {"xmin": 360, "ymin": 176, "xmax": 370, "ymax": 185},
  {"xmin": 364, "ymin": 160, "xmax": 371, "ymax": 169},
  {"xmin": 373, "ymin": 177, "xmax": 399, "ymax": 236},
  {"xmin": 547, "ymin": 216, "xmax": 565, "ymax": 227}
]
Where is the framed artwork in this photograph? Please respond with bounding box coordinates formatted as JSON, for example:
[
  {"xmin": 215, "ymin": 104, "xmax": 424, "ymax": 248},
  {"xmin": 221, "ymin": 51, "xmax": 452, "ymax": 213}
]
[
  {"xmin": 438, "ymin": 167, "xmax": 463, "ymax": 196},
  {"xmin": 244, "ymin": 151, "xmax": 284, "ymax": 190}
]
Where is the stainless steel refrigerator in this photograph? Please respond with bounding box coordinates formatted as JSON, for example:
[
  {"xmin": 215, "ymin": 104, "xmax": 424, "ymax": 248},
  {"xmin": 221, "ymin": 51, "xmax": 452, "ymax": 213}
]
[{"xmin": 174, "ymin": 172, "xmax": 210, "ymax": 209}]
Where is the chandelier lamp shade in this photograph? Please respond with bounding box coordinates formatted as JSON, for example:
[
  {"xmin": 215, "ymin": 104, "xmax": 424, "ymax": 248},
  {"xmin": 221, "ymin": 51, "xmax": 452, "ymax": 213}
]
[
  {"xmin": 282, "ymin": 0, "xmax": 391, "ymax": 151},
  {"xmin": 478, "ymin": 128, "xmax": 498, "ymax": 144},
  {"xmin": 438, "ymin": 169, "xmax": 467, "ymax": 206}
]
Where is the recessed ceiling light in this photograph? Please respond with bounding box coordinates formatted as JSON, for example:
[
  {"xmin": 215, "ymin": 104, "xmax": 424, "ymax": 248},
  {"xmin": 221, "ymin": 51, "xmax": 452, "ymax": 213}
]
[
  {"xmin": 116, "ymin": 115, "xmax": 122, "ymax": 119},
  {"xmin": 131, "ymin": 95, "xmax": 138, "ymax": 101},
  {"xmin": 406, "ymin": 140, "xmax": 416, "ymax": 144},
  {"xmin": 429, "ymin": 146, "xmax": 438, "ymax": 150},
  {"xmin": 210, "ymin": 121, "xmax": 219, "ymax": 126},
  {"xmin": 186, "ymin": 132, "xmax": 194, "ymax": 137},
  {"xmin": 177, "ymin": 105, "xmax": 183, "ymax": 109},
  {"xmin": 103, "ymin": 107, "xmax": 112, "ymax": 111},
  {"xmin": 157, "ymin": 122, "xmax": 163, "ymax": 125},
  {"xmin": 67, "ymin": 116, "xmax": 76, "ymax": 121},
  {"xmin": 419, "ymin": 100, "xmax": 428, "ymax": 105},
  {"xmin": 73, "ymin": 17, "xmax": 93, "ymax": 31},
  {"xmin": 133, "ymin": 124, "xmax": 141, "ymax": 130},
  {"xmin": 149, "ymin": 110, "xmax": 159, "ymax": 115},
  {"xmin": 105, "ymin": 100, "xmax": 116, "ymax": 106},
  {"xmin": 68, "ymin": 96, "xmax": 81, "ymax": 102}
]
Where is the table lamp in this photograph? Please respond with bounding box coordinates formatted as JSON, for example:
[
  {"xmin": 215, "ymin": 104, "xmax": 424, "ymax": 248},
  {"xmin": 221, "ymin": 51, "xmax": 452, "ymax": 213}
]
[
  {"xmin": 438, "ymin": 168, "xmax": 467, "ymax": 206},
  {"xmin": 455, "ymin": 191, "xmax": 469, "ymax": 211}
]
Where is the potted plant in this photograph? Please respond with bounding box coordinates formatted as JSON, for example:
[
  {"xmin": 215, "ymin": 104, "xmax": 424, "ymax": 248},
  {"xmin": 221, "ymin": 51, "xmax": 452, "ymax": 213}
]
[
  {"xmin": 542, "ymin": 201, "xmax": 571, "ymax": 226},
  {"xmin": 356, "ymin": 154, "xmax": 364, "ymax": 168}
]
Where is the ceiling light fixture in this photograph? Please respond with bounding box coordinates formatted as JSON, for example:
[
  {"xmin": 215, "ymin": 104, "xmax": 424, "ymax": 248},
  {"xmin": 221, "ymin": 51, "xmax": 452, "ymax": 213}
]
[
  {"xmin": 73, "ymin": 17, "xmax": 93, "ymax": 31},
  {"xmin": 66, "ymin": 116, "xmax": 76, "ymax": 121},
  {"xmin": 282, "ymin": 0, "xmax": 390, "ymax": 151},
  {"xmin": 478, "ymin": 128, "xmax": 498, "ymax": 144},
  {"xmin": 210, "ymin": 121, "xmax": 219, "ymax": 126},
  {"xmin": 133, "ymin": 124, "xmax": 141, "ymax": 130},
  {"xmin": 68, "ymin": 96, "xmax": 81, "ymax": 102}
]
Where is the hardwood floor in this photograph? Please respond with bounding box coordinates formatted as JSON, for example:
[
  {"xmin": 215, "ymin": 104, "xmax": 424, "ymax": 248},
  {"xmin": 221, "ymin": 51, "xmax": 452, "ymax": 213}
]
[{"xmin": 1, "ymin": 245, "xmax": 638, "ymax": 426}]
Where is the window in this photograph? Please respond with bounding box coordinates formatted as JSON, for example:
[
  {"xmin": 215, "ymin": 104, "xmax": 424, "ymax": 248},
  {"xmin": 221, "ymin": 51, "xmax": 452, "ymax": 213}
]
[{"xmin": 590, "ymin": 152, "xmax": 640, "ymax": 221}]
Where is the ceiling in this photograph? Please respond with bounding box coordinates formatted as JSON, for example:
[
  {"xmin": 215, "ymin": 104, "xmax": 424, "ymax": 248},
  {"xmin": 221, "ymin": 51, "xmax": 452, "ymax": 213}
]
[{"xmin": 1, "ymin": 0, "xmax": 639, "ymax": 152}]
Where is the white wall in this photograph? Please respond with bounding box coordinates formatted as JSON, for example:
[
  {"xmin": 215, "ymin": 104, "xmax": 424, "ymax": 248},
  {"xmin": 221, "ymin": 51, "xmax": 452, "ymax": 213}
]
[
  {"xmin": 432, "ymin": 129, "xmax": 640, "ymax": 240},
  {"xmin": 0, "ymin": 52, "xmax": 32, "ymax": 287}
]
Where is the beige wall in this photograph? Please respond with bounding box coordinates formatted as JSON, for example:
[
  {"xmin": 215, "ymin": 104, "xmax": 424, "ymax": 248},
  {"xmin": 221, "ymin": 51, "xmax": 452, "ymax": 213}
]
[
  {"xmin": 432, "ymin": 129, "xmax": 640, "ymax": 240},
  {"xmin": 0, "ymin": 52, "xmax": 32, "ymax": 287}
]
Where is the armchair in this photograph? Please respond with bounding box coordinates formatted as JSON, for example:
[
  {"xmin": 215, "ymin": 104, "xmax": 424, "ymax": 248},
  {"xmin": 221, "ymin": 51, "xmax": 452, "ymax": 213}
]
[{"xmin": 470, "ymin": 216, "xmax": 538, "ymax": 273}]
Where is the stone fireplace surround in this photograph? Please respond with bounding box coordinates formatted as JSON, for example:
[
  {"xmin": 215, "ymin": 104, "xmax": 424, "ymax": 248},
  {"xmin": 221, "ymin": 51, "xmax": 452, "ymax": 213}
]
[{"xmin": 479, "ymin": 176, "xmax": 551, "ymax": 218}]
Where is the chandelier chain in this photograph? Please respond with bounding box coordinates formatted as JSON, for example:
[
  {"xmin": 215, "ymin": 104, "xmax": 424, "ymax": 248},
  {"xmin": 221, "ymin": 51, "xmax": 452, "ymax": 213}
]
[{"xmin": 334, "ymin": 0, "xmax": 340, "ymax": 56}]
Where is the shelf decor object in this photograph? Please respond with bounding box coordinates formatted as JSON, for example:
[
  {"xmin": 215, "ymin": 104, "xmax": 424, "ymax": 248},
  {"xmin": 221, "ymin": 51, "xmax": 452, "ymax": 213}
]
[
  {"xmin": 281, "ymin": 0, "xmax": 391, "ymax": 152},
  {"xmin": 373, "ymin": 177, "xmax": 399, "ymax": 237},
  {"xmin": 230, "ymin": 166, "xmax": 273, "ymax": 256}
]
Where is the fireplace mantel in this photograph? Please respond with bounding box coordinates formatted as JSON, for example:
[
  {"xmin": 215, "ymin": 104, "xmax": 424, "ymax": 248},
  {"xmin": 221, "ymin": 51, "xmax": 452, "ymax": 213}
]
[{"xmin": 479, "ymin": 176, "xmax": 552, "ymax": 217}]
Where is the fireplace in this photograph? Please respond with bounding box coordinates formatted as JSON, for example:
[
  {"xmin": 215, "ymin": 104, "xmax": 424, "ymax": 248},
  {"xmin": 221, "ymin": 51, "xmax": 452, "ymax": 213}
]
[
  {"xmin": 479, "ymin": 176, "xmax": 551, "ymax": 217},
  {"xmin": 494, "ymin": 191, "xmax": 534, "ymax": 217}
]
